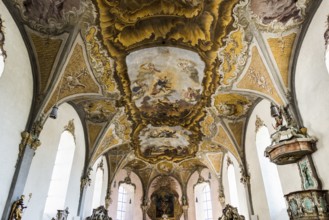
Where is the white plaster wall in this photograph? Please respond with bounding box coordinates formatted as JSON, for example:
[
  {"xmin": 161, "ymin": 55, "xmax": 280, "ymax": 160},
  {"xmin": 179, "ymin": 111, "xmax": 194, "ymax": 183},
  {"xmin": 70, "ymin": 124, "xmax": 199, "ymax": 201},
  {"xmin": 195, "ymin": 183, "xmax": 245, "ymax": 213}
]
[
  {"xmin": 0, "ymin": 2, "xmax": 33, "ymax": 214},
  {"xmin": 107, "ymin": 169, "xmax": 143, "ymax": 220},
  {"xmin": 23, "ymin": 103, "xmax": 85, "ymax": 220},
  {"xmin": 295, "ymin": 0, "xmax": 329, "ymax": 190},
  {"xmin": 245, "ymin": 100, "xmax": 300, "ymax": 220},
  {"xmin": 187, "ymin": 168, "xmax": 221, "ymax": 220}
]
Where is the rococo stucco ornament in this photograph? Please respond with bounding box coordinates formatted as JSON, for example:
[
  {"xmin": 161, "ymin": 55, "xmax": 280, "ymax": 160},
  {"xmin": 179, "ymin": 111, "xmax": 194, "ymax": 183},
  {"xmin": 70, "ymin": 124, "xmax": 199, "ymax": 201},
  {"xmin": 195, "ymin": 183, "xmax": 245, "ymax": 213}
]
[
  {"xmin": 325, "ymin": 15, "xmax": 329, "ymax": 47},
  {"xmin": 80, "ymin": 167, "xmax": 92, "ymax": 191},
  {"xmin": 86, "ymin": 206, "xmax": 112, "ymax": 220},
  {"xmin": 0, "ymin": 17, "xmax": 7, "ymax": 60},
  {"xmin": 218, "ymin": 204, "xmax": 245, "ymax": 220},
  {"xmin": 12, "ymin": 0, "xmax": 89, "ymax": 34},
  {"xmin": 285, "ymin": 190, "xmax": 329, "ymax": 219},
  {"xmin": 249, "ymin": 0, "xmax": 312, "ymax": 32}
]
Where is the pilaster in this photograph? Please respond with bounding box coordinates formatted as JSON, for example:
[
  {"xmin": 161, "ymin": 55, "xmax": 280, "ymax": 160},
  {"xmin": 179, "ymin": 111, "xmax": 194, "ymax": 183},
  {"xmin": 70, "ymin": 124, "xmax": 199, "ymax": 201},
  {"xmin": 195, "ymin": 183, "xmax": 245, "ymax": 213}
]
[{"xmin": 2, "ymin": 119, "xmax": 42, "ymax": 220}]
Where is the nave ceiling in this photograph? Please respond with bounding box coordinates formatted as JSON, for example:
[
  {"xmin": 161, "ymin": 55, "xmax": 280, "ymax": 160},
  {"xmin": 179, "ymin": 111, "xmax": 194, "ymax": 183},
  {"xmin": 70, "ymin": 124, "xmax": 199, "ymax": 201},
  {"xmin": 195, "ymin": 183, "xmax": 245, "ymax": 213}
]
[{"xmin": 3, "ymin": 0, "xmax": 316, "ymax": 189}]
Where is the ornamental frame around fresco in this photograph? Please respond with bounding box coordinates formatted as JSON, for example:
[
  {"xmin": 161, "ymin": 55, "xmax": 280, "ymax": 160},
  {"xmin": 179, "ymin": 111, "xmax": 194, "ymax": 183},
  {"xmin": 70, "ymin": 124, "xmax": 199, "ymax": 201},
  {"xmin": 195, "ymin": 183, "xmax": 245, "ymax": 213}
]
[{"xmin": 91, "ymin": 0, "xmax": 243, "ymax": 164}]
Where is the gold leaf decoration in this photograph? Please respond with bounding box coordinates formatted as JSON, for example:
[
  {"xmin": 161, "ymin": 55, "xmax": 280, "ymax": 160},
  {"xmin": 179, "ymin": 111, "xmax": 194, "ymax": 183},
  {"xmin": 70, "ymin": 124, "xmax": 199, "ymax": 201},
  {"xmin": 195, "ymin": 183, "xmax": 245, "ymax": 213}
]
[
  {"xmin": 44, "ymin": 44, "xmax": 100, "ymax": 113},
  {"xmin": 213, "ymin": 125, "xmax": 240, "ymax": 162},
  {"xmin": 268, "ymin": 33, "xmax": 297, "ymax": 88},
  {"xmin": 207, "ymin": 152, "xmax": 223, "ymax": 175},
  {"xmin": 213, "ymin": 93, "xmax": 252, "ymax": 119},
  {"xmin": 30, "ymin": 32, "xmax": 63, "ymax": 92},
  {"xmin": 237, "ymin": 46, "xmax": 284, "ymax": 105}
]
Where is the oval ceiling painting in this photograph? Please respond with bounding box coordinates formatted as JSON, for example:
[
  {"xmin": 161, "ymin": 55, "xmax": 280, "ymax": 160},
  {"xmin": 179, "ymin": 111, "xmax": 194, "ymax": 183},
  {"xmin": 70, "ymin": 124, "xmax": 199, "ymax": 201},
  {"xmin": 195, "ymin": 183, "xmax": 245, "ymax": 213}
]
[{"xmin": 126, "ymin": 47, "xmax": 205, "ymax": 123}]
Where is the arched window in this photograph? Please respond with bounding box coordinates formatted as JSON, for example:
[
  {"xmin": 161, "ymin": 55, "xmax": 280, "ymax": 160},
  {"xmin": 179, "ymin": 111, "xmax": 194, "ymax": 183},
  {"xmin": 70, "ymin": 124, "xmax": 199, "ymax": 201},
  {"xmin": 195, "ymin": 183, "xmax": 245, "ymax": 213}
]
[
  {"xmin": 227, "ymin": 163, "xmax": 240, "ymax": 210},
  {"xmin": 194, "ymin": 182, "xmax": 213, "ymax": 220},
  {"xmin": 256, "ymin": 126, "xmax": 288, "ymax": 219},
  {"xmin": 43, "ymin": 131, "xmax": 76, "ymax": 218},
  {"xmin": 116, "ymin": 184, "xmax": 135, "ymax": 220},
  {"xmin": 91, "ymin": 166, "xmax": 104, "ymax": 209}
]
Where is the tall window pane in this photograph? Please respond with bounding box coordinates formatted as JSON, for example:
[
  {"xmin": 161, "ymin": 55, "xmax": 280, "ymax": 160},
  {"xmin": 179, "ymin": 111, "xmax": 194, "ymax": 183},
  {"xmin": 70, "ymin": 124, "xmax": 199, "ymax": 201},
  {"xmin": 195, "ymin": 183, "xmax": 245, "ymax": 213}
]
[
  {"xmin": 256, "ymin": 126, "xmax": 288, "ymax": 220},
  {"xmin": 228, "ymin": 164, "xmax": 239, "ymax": 210},
  {"xmin": 116, "ymin": 184, "xmax": 134, "ymax": 220},
  {"xmin": 91, "ymin": 168, "xmax": 104, "ymax": 209},
  {"xmin": 202, "ymin": 184, "xmax": 213, "ymax": 220},
  {"xmin": 116, "ymin": 186, "xmax": 127, "ymax": 220},
  {"xmin": 43, "ymin": 131, "xmax": 76, "ymax": 218},
  {"xmin": 195, "ymin": 182, "xmax": 213, "ymax": 220}
]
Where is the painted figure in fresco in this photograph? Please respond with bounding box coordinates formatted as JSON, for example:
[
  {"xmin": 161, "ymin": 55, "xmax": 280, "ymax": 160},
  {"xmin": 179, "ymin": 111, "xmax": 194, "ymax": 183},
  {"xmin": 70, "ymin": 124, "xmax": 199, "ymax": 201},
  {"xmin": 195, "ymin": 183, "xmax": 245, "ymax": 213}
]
[
  {"xmin": 139, "ymin": 63, "xmax": 160, "ymax": 77},
  {"xmin": 151, "ymin": 76, "xmax": 171, "ymax": 95},
  {"xmin": 131, "ymin": 80, "xmax": 147, "ymax": 99},
  {"xmin": 8, "ymin": 195, "xmax": 27, "ymax": 220},
  {"xmin": 218, "ymin": 103, "xmax": 236, "ymax": 116},
  {"xmin": 177, "ymin": 59, "xmax": 199, "ymax": 83},
  {"xmin": 182, "ymin": 87, "xmax": 200, "ymax": 102}
]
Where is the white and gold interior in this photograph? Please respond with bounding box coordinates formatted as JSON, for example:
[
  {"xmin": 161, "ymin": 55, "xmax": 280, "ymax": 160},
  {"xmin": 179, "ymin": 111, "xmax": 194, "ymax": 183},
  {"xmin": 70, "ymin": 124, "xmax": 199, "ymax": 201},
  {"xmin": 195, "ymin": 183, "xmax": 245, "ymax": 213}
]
[{"xmin": 1, "ymin": 0, "xmax": 329, "ymax": 219}]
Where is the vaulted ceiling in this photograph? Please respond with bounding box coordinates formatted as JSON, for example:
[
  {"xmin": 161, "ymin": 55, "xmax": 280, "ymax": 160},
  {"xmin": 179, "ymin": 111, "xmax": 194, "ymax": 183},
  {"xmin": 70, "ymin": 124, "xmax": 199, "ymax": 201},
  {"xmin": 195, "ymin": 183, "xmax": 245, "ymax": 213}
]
[{"xmin": 5, "ymin": 0, "xmax": 315, "ymax": 188}]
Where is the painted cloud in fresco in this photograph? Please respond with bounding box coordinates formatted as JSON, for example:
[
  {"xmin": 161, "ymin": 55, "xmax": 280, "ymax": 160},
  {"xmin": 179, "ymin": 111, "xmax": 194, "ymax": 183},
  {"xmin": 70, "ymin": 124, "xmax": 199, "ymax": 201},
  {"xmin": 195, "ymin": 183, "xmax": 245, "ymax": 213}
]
[{"xmin": 126, "ymin": 47, "xmax": 205, "ymax": 120}]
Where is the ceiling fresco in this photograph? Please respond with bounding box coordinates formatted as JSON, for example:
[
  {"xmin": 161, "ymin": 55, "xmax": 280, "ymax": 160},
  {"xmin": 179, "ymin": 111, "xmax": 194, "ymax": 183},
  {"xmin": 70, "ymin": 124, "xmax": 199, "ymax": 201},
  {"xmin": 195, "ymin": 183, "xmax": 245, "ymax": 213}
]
[
  {"xmin": 6, "ymin": 0, "xmax": 317, "ymax": 192},
  {"xmin": 126, "ymin": 47, "xmax": 205, "ymax": 123}
]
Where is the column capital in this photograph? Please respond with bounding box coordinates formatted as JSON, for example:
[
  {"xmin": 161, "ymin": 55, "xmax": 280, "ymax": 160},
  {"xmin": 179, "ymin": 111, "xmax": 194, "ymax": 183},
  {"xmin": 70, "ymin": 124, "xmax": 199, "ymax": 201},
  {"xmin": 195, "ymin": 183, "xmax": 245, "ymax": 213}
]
[
  {"xmin": 18, "ymin": 131, "xmax": 41, "ymax": 159},
  {"xmin": 80, "ymin": 167, "xmax": 92, "ymax": 191}
]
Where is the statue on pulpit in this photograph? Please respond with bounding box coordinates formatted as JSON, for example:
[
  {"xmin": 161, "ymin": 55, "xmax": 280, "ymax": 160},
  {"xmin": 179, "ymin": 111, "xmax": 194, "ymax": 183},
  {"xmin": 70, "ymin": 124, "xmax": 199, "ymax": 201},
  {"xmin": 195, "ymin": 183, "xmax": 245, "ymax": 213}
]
[{"xmin": 269, "ymin": 103, "xmax": 307, "ymax": 145}]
